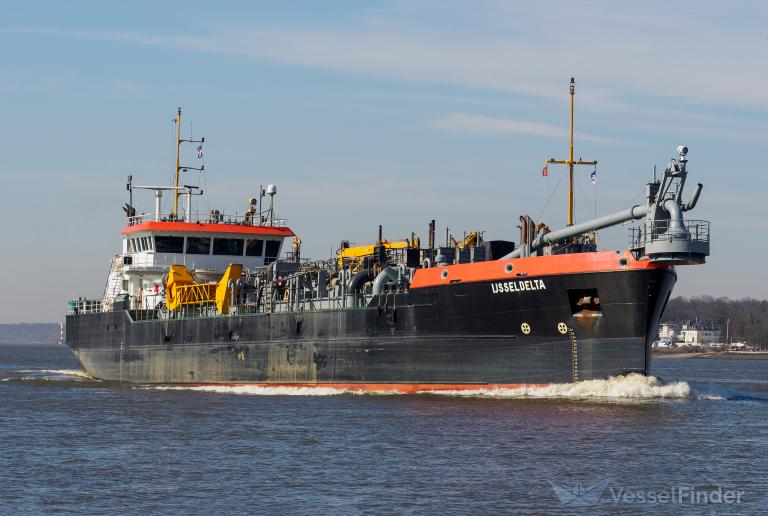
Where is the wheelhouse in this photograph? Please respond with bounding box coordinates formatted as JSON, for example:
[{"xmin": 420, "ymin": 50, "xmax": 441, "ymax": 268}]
[{"xmin": 122, "ymin": 221, "xmax": 294, "ymax": 269}]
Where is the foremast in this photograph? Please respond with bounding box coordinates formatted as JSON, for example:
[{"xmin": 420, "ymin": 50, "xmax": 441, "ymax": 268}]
[
  {"xmin": 172, "ymin": 107, "xmax": 204, "ymax": 219},
  {"xmin": 546, "ymin": 78, "xmax": 597, "ymax": 227}
]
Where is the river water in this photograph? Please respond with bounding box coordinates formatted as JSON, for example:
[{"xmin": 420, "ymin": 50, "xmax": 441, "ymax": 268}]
[{"xmin": 2, "ymin": 343, "xmax": 767, "ymax": 514}]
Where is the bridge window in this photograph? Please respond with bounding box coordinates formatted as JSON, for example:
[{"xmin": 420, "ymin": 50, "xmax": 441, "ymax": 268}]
[
  {"xmin": 213, "ymin": 238, "xmax": 244, "ymax": 256},
  {"xmin": 264, "ymin": 240, "xmax": 281, "ymax": 263},
  {"xmin": 155, "ymin": 236, "xmax": 184, "ymax": 254},
  {"xmin": 186, "ymin": 237, "xmax": 211, "ymax": 255},
  {"xmin": 246, "ymin": 239, "xmax": 264, "ymax": 257}
]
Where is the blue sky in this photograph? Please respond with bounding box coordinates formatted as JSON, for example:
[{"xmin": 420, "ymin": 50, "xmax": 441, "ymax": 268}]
[{"xmin": 1, "ymin": 1, "xmax": 767, "ymax": 322}]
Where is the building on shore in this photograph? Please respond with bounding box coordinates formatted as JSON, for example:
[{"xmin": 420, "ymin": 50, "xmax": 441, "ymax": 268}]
[
  {"xmin": 655, "ymin": 320, "xmax": 722, "ymax": 347},
  {"xmin": 680, "ymin": 321, "xmax": 721, "ymax": 346},
  {"xmin": 658, "ymin": 322, "xmax": 679, "ymax": 342}
]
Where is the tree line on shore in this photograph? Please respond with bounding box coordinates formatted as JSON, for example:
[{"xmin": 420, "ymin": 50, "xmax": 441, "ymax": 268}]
[
  {"xmin": 664, "ymin": 296, "xmax": 768, "ymax": 349},
  {"xmin": 0, "ymin": 323, "xmax": 60, "ymax": 344}
]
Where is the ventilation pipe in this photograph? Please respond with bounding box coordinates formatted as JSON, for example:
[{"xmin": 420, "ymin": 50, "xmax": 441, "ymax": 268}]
[{"xmin": 684, "ymin": 183, "xmax": 703, "ymax": 212}]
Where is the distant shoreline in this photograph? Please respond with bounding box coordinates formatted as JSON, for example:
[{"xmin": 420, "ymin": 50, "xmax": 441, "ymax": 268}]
[
  {"xmin": 653, "ymin": 350, "xmax": 768, "ymax": 359},
  {"xmin": 0, "ymin": 341, "xmax": 61, "ymax": 345},
  {"xmin": 0, "ymin": 323, "xmax": 61, "ymax": 345}
]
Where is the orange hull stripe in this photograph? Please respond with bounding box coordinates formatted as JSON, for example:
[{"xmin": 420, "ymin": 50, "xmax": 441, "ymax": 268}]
[
  {"xmin": 180, "ymin": 382, "xmax": 549, "ymax": 392},
  {"xmin": 410, "ymin": 250, "xmax": 672, "ymax": 288},
  {"xmin": 122, "ymin": 221, "xmax": 295, "ymax": 237}
]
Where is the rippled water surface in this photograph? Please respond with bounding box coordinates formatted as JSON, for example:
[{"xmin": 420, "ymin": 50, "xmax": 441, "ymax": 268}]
[{"xmin": 2, "ymin": 343, "xmax": 768, "ymax": 514}]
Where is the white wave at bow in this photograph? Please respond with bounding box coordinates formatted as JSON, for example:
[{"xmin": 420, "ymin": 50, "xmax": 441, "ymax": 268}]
[
  {"xmin": 423, "ymin": 373, "xmax": 691, "ymax": 399},
  {"xmin": 149, "ymin": 374, "xmax": 691, "ymax": 399}
]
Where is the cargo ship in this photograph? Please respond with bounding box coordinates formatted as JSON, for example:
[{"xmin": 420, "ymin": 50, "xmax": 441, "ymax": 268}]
[{"xmin": 65, "ymin": 81, "xmax": 710, "ymax": 391}]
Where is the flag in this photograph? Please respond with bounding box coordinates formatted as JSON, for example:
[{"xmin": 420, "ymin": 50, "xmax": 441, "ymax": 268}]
[
  {"xmin": 590, "ymin": 169, "xmax": 596, "ymax": 184},
  {"xmin": 197, "ymin": 144, "xmax": 203, "ymax": 159},
  {"xmin": 542, "ymin": 164, "xmax": 548, "ymax": 177}
]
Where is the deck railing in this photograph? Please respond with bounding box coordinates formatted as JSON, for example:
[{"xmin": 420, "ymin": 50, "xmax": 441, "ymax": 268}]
[
  {"xmin": 67, "ymin": 299, "xmax": 104, "ymax": 314},
  {"xmin": 126, "ymin": 212, "xmax": 288, "ymax": 228},
  {"xmin": 629, "ymin": 219, "xmax": 710, "ymax": 249},
  {"xmin": 69, "ymin": 288, "xmax": 375, "ymax": 319}
]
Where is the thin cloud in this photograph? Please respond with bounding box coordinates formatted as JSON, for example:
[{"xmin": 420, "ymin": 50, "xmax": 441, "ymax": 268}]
[
  {"xmin": 429, "ymin": 114, "xmax": 619, "ymax": 144},
  {"xmin": 4, "ymin": 19, "xmax": 765, "ymax": 110},
  {"xmin": 0, "ymin": 26, "xmax": 563, "ymax": 100},
  {"xmin": 2, "ymin": 1, "xmax": 766, "ymax": 121}
]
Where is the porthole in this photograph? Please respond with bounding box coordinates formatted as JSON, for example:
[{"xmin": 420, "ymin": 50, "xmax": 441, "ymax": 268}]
[
  {"xmin": 441, "ymin": 270, "xmax": 449, "ymax": 280},
  {"xmin": 504, "ymin": 263, "xmax": 514, "ymax": 273},
  {"xmin": 618, "ymin": 257, "xmax": 629, "ymax": 268}
]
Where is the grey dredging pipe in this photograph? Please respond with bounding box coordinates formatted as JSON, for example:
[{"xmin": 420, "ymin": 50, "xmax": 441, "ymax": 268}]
[
  {"xmin": 684, "ymin": 183, "xmax": 703, "ymax": 212},
  {"xmin": 663, "ymin": 198, "xmax": 688, "ymax": 238},
  {"xmin": 348, "ymin": 266, "xmax": 407, "ymax": 302},
  {"xmin": 372, "ymin": 266, "xmax": 402, "ymax": 296},
  {"xmin": 346, "ymin": 267, "xmax": 375, "ymax": 307},
  {"xmin": 501, "ymin": 205, "xmax": 649, "ymax": 260},
  {"xmin": 348, "ymin": 268, "xmax": 375, "ymax": 294},
  {"xmin": 499, "ymin": 147, "xmax": 706, "ymax": 262}
]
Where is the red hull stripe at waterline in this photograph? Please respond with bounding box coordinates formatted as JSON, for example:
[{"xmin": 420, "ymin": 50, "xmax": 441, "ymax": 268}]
[{"xmin": 179, "ymin": 382, "xmax": 550, "ymax": 393}]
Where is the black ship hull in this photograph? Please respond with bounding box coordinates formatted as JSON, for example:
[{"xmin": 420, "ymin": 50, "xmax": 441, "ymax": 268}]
[{"xmin": 66, "ymin": 267, "xmax": 676, "ymax": 389}]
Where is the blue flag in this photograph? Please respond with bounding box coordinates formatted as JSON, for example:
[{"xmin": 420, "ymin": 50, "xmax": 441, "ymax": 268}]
[{"xmin": 590, "ymin": 170, "xmax": 596, "ymax": 184}]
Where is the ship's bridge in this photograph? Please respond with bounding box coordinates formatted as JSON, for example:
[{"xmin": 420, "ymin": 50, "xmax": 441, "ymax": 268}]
[
  {"xmin": 103, "ymin": 212, "xmax": 295, "ymax": 310},
  {"xmin": 121, "ymin": 214, "xmax": 294, "ymax": 271}
]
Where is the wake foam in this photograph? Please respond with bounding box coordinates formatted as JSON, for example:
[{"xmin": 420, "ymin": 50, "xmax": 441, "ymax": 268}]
[
  {"xmin": 151, "ymin": 385, "xmax": 359, "ymax": 396},
  {"xmin": 423, "ymin": 373, "xmax": 691, "ymax": 400},
  {"xmin": 8, "ymin": 369, "xmax": 93, "ymax": 382},
  {"xmin": 149, "ymin": 374, "xmax": 691, "ymax": 400},
  {"xmin": 690, "ymin": 383, "xmax": 768, "ymax": 401},
  {"xmin": 18, "ymin": 369, "xmax": 92, "ymax": 380},
  {"xmin": 6, "ymin": 370, "xmax": 762, "ymax": 402}
]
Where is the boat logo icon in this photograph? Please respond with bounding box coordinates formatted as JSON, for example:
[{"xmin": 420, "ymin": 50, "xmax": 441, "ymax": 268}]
[{"xmin": 548, "ymin": 480, "xmax": 608, "ymax": 507}]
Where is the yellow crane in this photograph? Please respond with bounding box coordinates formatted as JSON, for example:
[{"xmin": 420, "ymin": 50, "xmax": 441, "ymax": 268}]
[
  {"xmin": 165, "ymin": 263, "xmax": 243, "ymax": 314},
  {"xmin": 337, "ymin": 240, "xmax": 412, "ymax": 269},
  {"xmin": 458, "ymin": 231, "xmax": 479, "ymax": 249}
]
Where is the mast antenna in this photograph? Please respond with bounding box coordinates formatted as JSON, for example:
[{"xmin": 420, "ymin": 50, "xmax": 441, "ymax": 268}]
[
  {"xmin": 172, "ymin": 107, "xmax": 205, "ymax": 219},
  {"xmin": 173, "ymin": 107, "xmax": 181, "ymax": 218},
  {"xmin": 545, "ymin": 78, "xmax": 597, "ymax": 226}
]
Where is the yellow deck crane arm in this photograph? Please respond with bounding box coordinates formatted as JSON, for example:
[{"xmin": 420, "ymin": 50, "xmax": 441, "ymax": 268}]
[
  {"xmin": 337, "ymin": 240, "xmax": 410, "ymax": 267},
  {"xmin": 164, "ymin": 263, "xmax": 243, "ymax": 314}
]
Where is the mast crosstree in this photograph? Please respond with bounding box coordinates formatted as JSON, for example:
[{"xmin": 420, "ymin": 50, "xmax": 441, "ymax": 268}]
[{"xmin": 546, "ymin": 78, "xmax": 597, "ymax": 226}]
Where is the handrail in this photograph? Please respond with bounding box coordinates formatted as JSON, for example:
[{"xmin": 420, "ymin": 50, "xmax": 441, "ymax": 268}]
[
  {"xmin": 125, "ymin": 212, "xmax": 288, "ymax": 228},
  {"xmin": 629, "ymin": 219, "xmax": 710, "ymax": 248}
]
